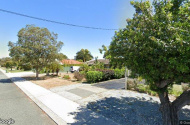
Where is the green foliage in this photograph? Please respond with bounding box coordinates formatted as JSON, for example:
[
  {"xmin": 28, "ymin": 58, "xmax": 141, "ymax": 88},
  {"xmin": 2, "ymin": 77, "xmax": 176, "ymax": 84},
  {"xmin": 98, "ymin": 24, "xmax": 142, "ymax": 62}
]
[
  {"xmin": 76, "ymin": 59, "xmax": 83, "ymax": 62},
  {"xmin": 114, "ymin": 68, "xmax": 125, "ymax": 79},
  {"xmin": 109, "ymin": 0, "xmax": 190, "ymax": 92},
  {"xmin": 46, "ymin": 61, "xmax": 63, "ymax": 75},
  {"xmin": 80, "ymin": 64, "xmax": 91, "ymax": 72},
  {"xmin": 80, "ymin": 71, "xmax": 86, "ymax": 75},
  {"xmin": 96, "ymin": 69, "xmax": 115, "ymax": 80},
  {"xmin": 40, "ymin": 68, "xmax": 46, "ymax": 74},
  {"xmin": 21, "ymin": 63, "xmax": 32, "ymax": 71},
  {"xmin": 136, "ymin": 84, "xmax": 158, "ymax": 96},
  {"xmin": 86, "ymin": 71, "xmax": 103, "ymax": 83},
  {"xmin": 0, "ymin": 57, "xmax": 12, "ymax": 67},
  {"xmin": 129, "ymin": 71, "xmax": 138, "ymax": 78},
  {"xmin": 137, "ymin": 76, "xmax": 143, "ymax": 82},
  {"xmin": 168, "ymin": 84, "xmax": 184, "ymax": 97},
  {"xmin": 137, "ymin": 84, "xmax": 147, "ymax": 93},
  {"xmin": 74, "ymin": 72, "xmax": 85, "ymax": 81},
  {"xmin": 63, "ymin": 75, "xmax": 70, "ymax": 79},
  {"xmin": 76, "ymin": 49, "xmax": 93, "ymax": 62},
  {"xmin": 99, "ymin": 45, "xmax": 111, "ymax": 59},
  {"xmin": 8, "ymin": 25, "xmax": 63, "ymax": 78},
  {"xmin": 57, "ymin": 53, "xmax": 68, "ymax": 61},
  {"xmin": 94, "ymin": 61, "xmax": 105, "ymax": 69},
  {"xmin": 136, "ymin": 83, "xmax": 183, "ymax": 97},
  {"xmin": 5, "ymin": 61, "xmax": 16, "ymax": 70},
  {"xmin": 172, "ymin": 90, "xmax": 183, "ymax": 97}
]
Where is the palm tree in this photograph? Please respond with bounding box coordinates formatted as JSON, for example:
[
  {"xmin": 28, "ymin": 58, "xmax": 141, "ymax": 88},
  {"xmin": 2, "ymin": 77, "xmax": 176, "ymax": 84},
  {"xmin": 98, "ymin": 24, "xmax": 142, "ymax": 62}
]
[{"xmin": 76, "ymin": 49, "xmax": 93, "ymax": 62}]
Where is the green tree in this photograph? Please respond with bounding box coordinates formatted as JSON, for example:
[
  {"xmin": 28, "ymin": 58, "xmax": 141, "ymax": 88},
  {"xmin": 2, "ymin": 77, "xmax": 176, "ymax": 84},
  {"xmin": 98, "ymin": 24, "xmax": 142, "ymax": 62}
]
[
  {"xmin": 0, "ymin": 57, "xmax": 11, "ymax": 67},
  {"xmin": 109, "ymin": 0, "xmax": 190, "ymax": 125},
  {"xmin": 8, "ymin": 41, "xmax": 23, "ymax": 70},
  {"xmin": 76, "ymin": 49, "xmax": 93, "ymax": 62},
  {"xmin": 99, "ymin": 45, "xmax": 124, "ymax": 68},
  {"xmin": 5, "ymin": 60, "xmax": 16, "ymax": 70},
  {"xmin": 99, "ymin": 45, "xmax": 110, "ymax": 59},
  {"xmin": 46, "ymin": 61, "xmax": 62, "ymax": 76},
  {"xmin": 57, "ymin": 53, "xmax": 68, "ymax": 61},
  {"xmin": 8, "ymin": 25, "xmax": 63, "ymax": 78}
]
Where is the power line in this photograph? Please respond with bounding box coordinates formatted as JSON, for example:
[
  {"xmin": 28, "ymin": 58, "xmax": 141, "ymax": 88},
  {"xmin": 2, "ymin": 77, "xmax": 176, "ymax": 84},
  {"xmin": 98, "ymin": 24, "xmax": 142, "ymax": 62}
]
[{"xmin": 0, "ymin": 8, "xmax": 119, "ymax": 31}]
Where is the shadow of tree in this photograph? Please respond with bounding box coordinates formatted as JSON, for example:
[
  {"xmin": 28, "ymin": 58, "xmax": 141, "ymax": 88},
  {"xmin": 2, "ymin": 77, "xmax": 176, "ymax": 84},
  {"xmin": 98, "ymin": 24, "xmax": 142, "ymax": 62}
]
[
  {"xmin": 0, "ymin": 78, "xmax": 12, "ymax": 83},
  {"xmin": 2, "ymin": 76, "xmax": 55, "ymax": 83},
  {"xmin": 71, "ymin": 97, "xmax": 190, "ymax": 125},
  {"xmin": 0, "ymin": 77, "xmax": 33, "ymax": 83},
  {"xmin": 92, "ymin": 79, "xmax": 125, "ymax": 90}
]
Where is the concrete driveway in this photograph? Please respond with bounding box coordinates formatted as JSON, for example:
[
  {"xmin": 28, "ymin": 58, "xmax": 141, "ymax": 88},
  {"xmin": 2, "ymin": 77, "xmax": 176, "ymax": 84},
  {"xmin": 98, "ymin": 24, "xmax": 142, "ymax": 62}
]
[
  {"xmin": 50, "ymin": 78, "xmax": 126, "ymax": 106},
  {"xmin": 0, "ymin": 70, "xmax": 56, "ymax": 125}
]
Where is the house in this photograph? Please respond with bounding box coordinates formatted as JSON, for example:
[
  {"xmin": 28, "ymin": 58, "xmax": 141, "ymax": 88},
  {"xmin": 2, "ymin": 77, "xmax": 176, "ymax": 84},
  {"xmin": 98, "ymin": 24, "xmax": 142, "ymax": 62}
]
[
  {"xmin": 85, "ymin": 59, "xmax": 110, "ymax": 68},
  {"xmin": 61, "ymin": 59, "xmax": 83, "ymax": 65}
]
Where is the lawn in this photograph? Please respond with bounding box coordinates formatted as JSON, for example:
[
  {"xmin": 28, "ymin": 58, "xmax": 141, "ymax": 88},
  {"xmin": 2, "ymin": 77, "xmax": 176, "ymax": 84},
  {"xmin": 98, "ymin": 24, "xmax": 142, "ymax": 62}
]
[
  {"xmin": 1, "ymin": 67, "xmax": 32, "ymax": 73},
  {"xmin": 8, "ymin": 69, "xmax": 32, "ymax": 73}
]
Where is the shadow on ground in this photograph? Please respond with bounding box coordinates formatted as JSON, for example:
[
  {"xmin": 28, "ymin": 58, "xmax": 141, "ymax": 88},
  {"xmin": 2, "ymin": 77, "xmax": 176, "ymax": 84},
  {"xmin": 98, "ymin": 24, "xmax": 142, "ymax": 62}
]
[
  {"xmin": 71, "ymin": 97, "xmax": 190, "ymax": 125},
  {"xmin": 1, "ymin": 75, "xmax": 58, "ymax": 83},
  {"xmin": 0, "ymin": 78, "xmax": 12, "ymax": 83},
  {"xmin": 92, "ymin": 79, "xmax": 125, "ymax": 90},
  {"xmin": 0, "ymin": 77, "xmax": 34, "ymax": 83}
]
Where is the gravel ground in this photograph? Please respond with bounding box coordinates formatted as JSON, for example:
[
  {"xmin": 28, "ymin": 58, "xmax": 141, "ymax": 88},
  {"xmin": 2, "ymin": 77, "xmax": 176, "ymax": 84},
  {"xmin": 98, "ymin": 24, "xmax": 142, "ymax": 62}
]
[{"xmin": 74, "ymin": 90, "xmax": 190, "ymax": 125}]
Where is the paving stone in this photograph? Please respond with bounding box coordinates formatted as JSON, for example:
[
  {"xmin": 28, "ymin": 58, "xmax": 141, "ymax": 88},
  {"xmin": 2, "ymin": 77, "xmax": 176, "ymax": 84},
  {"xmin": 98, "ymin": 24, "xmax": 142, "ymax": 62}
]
[{"xmin": 67, "ymin": 88, "xmax": 95, "ymax": 98}]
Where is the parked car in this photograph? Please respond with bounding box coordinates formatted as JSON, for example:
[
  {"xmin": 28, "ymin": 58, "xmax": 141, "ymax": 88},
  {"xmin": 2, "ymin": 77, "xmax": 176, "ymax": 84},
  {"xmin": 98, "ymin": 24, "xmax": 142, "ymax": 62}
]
[{"xmin": 70, "ymin": 66, "xmax": 80, "ymax": 73}]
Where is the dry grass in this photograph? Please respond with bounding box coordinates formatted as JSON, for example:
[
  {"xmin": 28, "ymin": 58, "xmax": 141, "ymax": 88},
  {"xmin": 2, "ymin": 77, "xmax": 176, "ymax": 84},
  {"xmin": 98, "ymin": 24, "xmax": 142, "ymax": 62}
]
[{"xmin": 22, "ymin": 72, "xmax": 79, "ymax": 89}]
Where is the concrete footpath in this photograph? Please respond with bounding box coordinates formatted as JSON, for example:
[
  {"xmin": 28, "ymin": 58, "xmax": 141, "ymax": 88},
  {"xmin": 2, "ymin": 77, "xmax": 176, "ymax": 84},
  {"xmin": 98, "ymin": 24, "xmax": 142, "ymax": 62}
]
[{"xmin": 0, "ymin": 69, "xmax": 118, "ymax": 125}]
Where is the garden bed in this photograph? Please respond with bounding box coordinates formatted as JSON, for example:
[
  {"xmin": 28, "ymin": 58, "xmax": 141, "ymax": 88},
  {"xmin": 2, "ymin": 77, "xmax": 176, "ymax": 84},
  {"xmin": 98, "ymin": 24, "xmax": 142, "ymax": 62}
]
[{"xmin": 22, "ymin": 73, "xmax": 80, "ymax": 89}]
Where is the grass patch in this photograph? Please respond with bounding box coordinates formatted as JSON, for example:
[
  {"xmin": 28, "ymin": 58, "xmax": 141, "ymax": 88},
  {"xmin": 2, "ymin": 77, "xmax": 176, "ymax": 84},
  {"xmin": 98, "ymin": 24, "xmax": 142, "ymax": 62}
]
[
  {"xmin": 135, "ymin": 84, "xmax": 183, "ymax": 97},
  {"xmin": 168, "ymin": 84, "xmax": 183, "ymax": 97},
  {"xmin": 63, "ymin": 75, "xmax": 70, "ymax": 80},
  {"xmin": 8, "ymin": 70, "xmax": 32, "ymax": 73},
  {"xmin": 0, "ymin": 67, "xmax": 32, "ymax": 73}
]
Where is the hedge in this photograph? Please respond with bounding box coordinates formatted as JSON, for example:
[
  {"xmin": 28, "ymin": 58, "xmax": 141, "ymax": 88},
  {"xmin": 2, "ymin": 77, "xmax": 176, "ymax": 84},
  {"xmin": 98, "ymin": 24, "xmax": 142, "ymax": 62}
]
[
  {"xmin": 96, "ymin": 69, "xmax": 115, "ymax": 80},
  {"xmin": 114, "ymin": 68, "xmax": 125, "ymax": 79},
  {"xmin": 86, "ymin": 71, "xmax": 103, "ymax": 83}
]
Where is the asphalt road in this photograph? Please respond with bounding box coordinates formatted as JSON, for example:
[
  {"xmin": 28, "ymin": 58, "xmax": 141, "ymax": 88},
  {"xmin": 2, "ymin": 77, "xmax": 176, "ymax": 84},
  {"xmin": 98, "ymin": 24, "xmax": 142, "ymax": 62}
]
[
  {"xmin": 0, "ymin": 71, "xmax": 56, "ymax": 125},
  {"xmin": 93, "ymin": 78, "xmax": 125, "ymax": 89}
]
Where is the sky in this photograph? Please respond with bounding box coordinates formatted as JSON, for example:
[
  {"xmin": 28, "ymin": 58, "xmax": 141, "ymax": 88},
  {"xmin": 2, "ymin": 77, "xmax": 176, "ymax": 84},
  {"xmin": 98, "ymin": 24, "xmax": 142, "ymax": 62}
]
[{"xmin": 0, "ymin": 0, "xmax": 137, "ymax": 59}]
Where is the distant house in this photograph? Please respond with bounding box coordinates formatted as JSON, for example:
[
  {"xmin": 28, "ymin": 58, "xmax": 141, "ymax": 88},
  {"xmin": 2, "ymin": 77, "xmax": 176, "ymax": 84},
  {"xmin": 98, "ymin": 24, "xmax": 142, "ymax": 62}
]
[
  {"xmin": 60, "ymin": 59, "xmax": 83, "ymax": 72},
  {"xmin": 85, "ymin": 59, "xmax": 110, "ymax": 68},
  {"xmin": 61, "ymin": 59, "xmax": 83, "ymax": 65}
]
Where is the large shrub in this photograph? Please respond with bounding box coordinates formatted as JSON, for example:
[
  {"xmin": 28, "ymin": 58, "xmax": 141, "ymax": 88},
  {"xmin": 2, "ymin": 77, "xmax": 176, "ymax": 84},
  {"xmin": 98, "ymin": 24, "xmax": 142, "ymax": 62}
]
[
  {"xmin": 114, "ymin": 68, "xmax": 125, "ymax": 79},
  {"xmin": 86, "ymin": 71, "xmax": 103, "ymax": 83},
  {"xmin": 96, "ymin": 69, "xmax": 114, "ymax": 80},
  {"xmin": 74, "ymin": 72, "xmax": 84, "ymax": 81},
  {"xmin": 22, "ymin": 64, "xmax": 32, "ymax": 71},
  {"xmin": 127, "ymin": 78, "xmax": 137, "ymax": 90}
]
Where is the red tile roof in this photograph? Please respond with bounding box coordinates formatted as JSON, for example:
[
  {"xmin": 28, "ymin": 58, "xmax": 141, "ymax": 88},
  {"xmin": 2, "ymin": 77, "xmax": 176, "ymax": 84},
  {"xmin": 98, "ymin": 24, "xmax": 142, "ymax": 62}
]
[{"xmin": 61, "ymin": 59, "xmax": 83, "ymax": 64}]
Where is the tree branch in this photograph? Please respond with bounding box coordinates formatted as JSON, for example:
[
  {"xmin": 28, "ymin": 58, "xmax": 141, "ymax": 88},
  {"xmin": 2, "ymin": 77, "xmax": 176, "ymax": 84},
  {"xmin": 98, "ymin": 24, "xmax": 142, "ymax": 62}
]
[
  {"xmin": 172, "ymin": 89, "xmax": 190, "ymax": 111},
  {"xmin": 156, "ymin": 80, "xmax": 173, "ymax": 88}
]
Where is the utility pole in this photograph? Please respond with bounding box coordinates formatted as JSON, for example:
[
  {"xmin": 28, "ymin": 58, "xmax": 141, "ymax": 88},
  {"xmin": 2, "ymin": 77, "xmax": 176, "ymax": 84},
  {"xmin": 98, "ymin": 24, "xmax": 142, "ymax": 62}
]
[{"xmin": 125, "ymin": 66, "xmax": 127, "ymax": 90}]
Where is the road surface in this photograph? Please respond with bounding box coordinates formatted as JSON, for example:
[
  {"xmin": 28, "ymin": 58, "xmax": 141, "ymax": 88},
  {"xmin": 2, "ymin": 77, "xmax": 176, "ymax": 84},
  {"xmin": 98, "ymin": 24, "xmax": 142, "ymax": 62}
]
[{"xmin": 0, "ymin": 71, "xmax": 56, "ymax": 125}]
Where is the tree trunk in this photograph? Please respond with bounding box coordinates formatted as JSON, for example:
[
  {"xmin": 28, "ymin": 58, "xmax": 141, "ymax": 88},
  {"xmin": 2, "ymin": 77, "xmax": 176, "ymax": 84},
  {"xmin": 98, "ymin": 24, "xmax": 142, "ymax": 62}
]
[
  {"xmin": 46, "ymin": 70, "xmax": 50, "ymax": 76},
  {"xmin": 36, "ymin": 68, "xmax": 39, "ymax": 79},
  {"xmin": 56, "ymin": 69, "xmax": 59, "ymax": 76},
  {"xmin": 46, "ymin": 70, "xmax": 49, "ymax": 76},
  {"xmin": 158, "ymin": 91, "xmax": 178, "ymax": 125}
]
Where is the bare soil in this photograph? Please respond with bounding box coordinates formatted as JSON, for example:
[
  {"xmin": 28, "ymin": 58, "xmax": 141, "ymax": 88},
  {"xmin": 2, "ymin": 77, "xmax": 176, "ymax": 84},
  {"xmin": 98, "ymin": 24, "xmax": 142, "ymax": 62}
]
[{"xmin": 22, "ymin": 72, "xmax": 80, "ymax": 89}]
